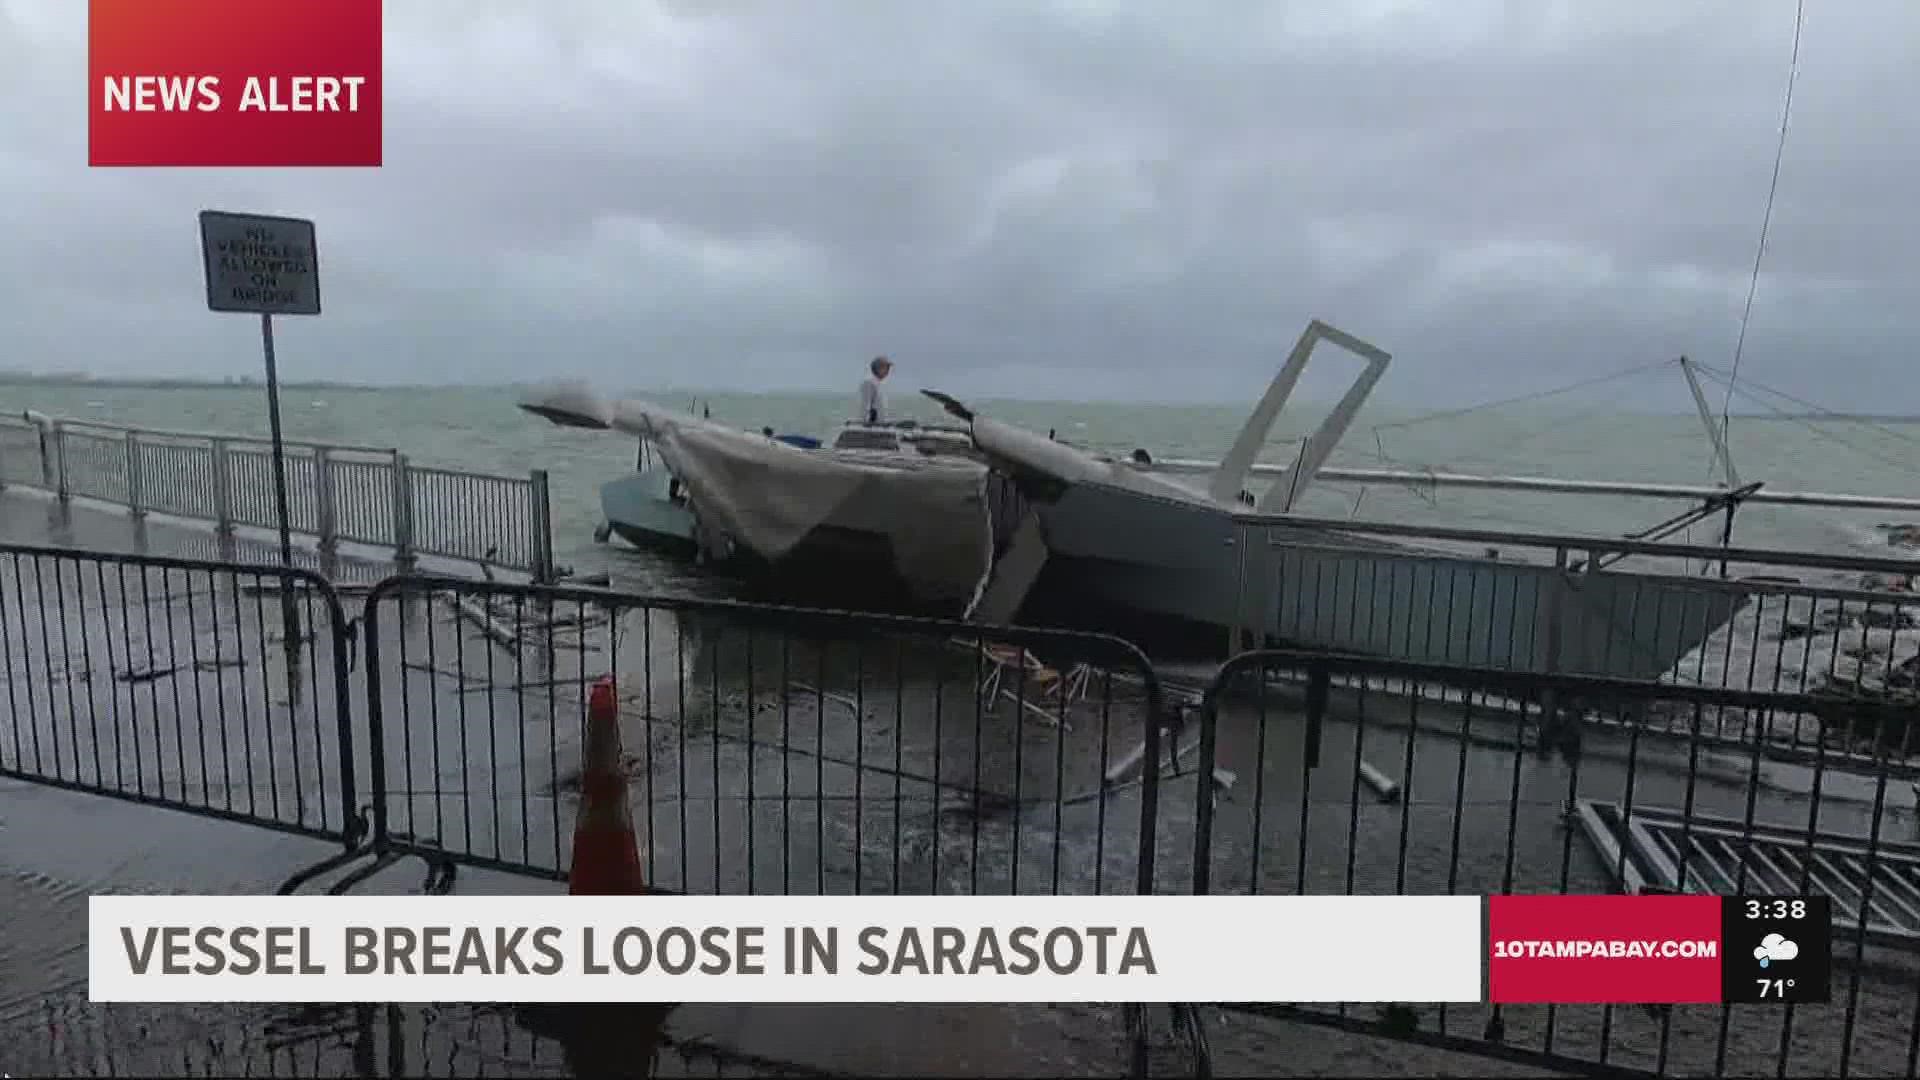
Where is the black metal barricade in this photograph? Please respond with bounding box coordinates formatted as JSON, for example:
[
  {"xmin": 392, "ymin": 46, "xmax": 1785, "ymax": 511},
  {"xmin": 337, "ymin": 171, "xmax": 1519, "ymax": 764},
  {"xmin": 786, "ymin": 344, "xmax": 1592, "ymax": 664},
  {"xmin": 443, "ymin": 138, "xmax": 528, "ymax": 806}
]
[
  {"xmin": 0, "ymin": 541, "xmax": 362, "ymax": 850},
  {"xmin": 1174, "ymin": 649, "xmax": 1920, "ymax": 1079},
  {"xmin": 350, "ymin": 575, "xmax": 1167, "ymax": 898}
]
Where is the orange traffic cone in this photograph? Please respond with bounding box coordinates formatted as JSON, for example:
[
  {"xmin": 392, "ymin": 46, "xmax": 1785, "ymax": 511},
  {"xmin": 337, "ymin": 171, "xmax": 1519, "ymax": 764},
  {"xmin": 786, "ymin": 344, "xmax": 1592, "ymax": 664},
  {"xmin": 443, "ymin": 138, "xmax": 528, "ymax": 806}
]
[{"xmin": 569, "ymin": 675, "xmax": 645, "ymax": 895}]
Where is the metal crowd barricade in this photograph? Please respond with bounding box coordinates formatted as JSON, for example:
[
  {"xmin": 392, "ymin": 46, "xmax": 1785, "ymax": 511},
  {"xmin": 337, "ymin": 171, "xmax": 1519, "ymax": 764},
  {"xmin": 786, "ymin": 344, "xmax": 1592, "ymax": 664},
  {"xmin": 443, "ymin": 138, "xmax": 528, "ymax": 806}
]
[
  {"xmin": 343, "ymin": 575, "xmax": 1168, "ymax": 899},
  {"xmin": 0, "ymin": 541, "xmax": 362, "ymax": 850},
  {"xmin": 1174, "ymin": 648, "xmax": 1920, "ymax": 1079},
  {"xmin": 314, "ymin": 575, "xmax": 1180, "ymax": 1078},
  {"xmin": 21, "ymin": 535, "xmax": 1920, "ymax": 1076}
]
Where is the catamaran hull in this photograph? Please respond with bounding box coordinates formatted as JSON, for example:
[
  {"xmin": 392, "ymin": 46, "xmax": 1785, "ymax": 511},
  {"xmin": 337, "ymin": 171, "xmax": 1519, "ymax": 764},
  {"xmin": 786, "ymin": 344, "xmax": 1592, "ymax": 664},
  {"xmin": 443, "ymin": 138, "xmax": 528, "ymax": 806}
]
[
  {"xmin": 1026, "ymin": 481, "xmax": 1746, "ymax": 681},
  {"xmin": 600, "ymin": 469, "xmax": 698, "ymax": 553},
  {"xmin": 517, "ymin": 383, "xmax": 998, "ymax": 617}
]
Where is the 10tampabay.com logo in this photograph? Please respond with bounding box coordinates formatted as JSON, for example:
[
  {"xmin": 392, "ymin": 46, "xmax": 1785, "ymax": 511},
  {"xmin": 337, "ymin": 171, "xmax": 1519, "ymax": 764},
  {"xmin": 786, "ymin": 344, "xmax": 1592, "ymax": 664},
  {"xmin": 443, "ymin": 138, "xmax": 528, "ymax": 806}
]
[{"xmin": 87, "ymin": 0, "xmax": 382, "ymax": 167}]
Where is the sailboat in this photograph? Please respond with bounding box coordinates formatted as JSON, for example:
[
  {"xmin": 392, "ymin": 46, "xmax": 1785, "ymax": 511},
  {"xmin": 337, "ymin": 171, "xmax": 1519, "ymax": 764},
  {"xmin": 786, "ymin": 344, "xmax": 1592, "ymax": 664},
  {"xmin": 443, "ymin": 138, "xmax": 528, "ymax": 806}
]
[
  {"xmin": 925, "ymin": 320, "xmax": 1754, "ymax": 679},
  {"xmin": 523, "ymin": 318, "xmax": 1915, "ymax": 682}
]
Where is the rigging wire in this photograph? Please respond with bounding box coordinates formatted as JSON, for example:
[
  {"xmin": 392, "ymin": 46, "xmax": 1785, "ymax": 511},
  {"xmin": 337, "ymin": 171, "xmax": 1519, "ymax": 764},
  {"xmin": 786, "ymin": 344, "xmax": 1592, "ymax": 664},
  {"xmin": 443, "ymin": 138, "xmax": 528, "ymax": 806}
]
[
  {"xmin": 1370, "ymin": 358, "xmax": 1676, "ymax": 432},
  {"xmin": 1692, "ymin": 366, "xmax": 1917, "ymax": 473},
  {"xmin": 1352, "ymin": 358, "xmax": 1679, "ymax": 511},
  {"xmin": 1691, "ymin": 358, "xmax": 1920, "ymax": 449},
  {"xmin": 1718, "ymin": 0, "xmax": 1807, "ymax": 444}
]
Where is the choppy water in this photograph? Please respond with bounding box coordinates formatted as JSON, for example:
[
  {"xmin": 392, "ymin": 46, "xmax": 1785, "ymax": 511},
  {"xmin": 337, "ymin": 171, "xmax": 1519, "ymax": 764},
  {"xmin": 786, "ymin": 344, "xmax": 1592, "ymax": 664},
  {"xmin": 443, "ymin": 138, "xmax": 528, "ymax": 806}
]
[{"xmin": 8, "ymin": 382, "xmax": 1918, "ymax": 587}]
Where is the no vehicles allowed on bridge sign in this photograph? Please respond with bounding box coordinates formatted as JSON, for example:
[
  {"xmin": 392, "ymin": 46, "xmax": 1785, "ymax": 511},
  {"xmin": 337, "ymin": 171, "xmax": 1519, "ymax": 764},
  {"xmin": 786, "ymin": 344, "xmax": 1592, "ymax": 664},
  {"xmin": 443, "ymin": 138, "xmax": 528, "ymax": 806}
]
[{"xmin": 198, "ymin": 210, "xmax": 321, "ymax": 316}]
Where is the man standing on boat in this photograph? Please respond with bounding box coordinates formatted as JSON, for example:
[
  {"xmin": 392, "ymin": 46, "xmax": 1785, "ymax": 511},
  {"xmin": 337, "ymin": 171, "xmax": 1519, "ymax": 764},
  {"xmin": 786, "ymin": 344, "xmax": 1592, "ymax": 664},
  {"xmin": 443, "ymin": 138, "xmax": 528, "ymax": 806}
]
[{"xmin": 857, "ymin": 356, "xmax": 892, "ymax": 424}]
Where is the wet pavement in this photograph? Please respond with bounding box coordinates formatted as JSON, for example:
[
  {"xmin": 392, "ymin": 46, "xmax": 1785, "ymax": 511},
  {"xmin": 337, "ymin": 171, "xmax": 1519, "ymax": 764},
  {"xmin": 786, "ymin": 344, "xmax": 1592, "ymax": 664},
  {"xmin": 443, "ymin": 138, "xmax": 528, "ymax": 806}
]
[
  {"xmin": 0, "ymin": 495, "xmax": 1231, "ymax": 1077},
  {"xmin": 7, "ymin": 491, "xmax": 1920, "ymax": 1077}
]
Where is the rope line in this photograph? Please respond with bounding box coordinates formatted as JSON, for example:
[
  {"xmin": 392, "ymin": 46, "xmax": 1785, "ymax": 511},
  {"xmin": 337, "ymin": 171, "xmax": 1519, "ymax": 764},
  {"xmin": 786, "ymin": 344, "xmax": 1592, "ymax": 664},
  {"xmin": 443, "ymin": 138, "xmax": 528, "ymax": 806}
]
[{"xmin": 1718, "ymin": 0, "xmax": 1808, "ymax": 444}]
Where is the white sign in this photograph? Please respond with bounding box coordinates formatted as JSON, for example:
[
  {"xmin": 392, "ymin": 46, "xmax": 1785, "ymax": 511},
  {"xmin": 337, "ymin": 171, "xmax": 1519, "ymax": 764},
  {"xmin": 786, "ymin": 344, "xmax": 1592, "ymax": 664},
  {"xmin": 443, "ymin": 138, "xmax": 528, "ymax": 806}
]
[
  {"xmin": 198, "ymin": 210, "xmax": 321, "ymax": 316},
  {"xmin": 89, "ymin": 894, "xmax": 1483, "ymax": 1004}
]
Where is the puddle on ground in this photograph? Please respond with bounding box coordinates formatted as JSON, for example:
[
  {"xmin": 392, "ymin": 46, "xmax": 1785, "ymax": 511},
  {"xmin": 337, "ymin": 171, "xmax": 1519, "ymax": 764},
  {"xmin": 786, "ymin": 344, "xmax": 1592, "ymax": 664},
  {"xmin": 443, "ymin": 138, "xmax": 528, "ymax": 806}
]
[{"xmin": 0, "ymin": 869, "xmax": 89, "ymax": 1024}]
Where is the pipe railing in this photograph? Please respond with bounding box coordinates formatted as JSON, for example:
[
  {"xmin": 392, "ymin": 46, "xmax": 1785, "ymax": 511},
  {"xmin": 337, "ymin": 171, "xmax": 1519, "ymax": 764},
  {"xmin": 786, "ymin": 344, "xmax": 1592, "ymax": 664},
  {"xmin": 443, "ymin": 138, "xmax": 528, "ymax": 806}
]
[{"xmin": 0, "ymin": 413, "xmax": 555, "ymax": 581}]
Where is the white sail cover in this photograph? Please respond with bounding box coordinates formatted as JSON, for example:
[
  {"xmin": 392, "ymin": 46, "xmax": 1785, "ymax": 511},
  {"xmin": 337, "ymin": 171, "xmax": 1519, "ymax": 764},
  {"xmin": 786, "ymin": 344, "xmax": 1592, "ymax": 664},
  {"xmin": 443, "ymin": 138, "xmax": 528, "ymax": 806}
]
[{"xmin": 522, "ymin": 384, "xmax": 996, "ymax": 614}]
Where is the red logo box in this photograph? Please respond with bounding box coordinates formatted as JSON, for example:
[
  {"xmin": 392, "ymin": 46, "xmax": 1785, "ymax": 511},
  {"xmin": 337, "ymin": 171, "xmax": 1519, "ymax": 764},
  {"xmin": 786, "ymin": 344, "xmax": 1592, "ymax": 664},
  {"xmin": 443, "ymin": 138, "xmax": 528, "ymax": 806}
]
[
  {"xmin": 1489, "ymin": 895, "xmax": 1724, "ymax": 1004},
  {"xmin": 88, "ymin": 0, "xmax": 382, "ymax": 167}
]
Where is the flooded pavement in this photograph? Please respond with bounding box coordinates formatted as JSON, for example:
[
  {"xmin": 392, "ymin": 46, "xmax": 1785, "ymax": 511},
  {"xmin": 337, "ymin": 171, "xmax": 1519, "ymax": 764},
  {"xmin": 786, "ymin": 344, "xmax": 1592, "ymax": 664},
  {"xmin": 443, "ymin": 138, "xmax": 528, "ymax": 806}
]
[
  {"xmin": 0, "ymin": 777, "xmax": 1174, "ymax": 1078},
  {"xmin": 7, "ymin": 493, "xmax": 1920, "ymax": 1076},
  {"xmin": 0, "ymin": 498, "xmax": 1177, "ymax": 1076}
]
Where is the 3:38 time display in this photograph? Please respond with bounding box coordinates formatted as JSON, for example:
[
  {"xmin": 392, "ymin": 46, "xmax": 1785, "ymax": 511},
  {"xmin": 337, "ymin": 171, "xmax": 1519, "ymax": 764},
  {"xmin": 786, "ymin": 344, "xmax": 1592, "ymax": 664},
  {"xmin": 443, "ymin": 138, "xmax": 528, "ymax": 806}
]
[{"xmin": 1744, "ymin": 899, "xmax": 1808, "ymax": 921}]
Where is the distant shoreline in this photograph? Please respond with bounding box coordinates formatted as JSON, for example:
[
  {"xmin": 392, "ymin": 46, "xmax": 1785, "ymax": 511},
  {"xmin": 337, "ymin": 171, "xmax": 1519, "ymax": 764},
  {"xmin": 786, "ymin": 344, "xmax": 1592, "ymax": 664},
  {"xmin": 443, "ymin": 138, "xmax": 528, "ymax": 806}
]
[
  {"xmin": 0, "ymin": 375, "xmax": 387, "ymax": 392},
  {"xmin": 1, "ymin": 374, "xmax": 1914, "ymax": 420}
]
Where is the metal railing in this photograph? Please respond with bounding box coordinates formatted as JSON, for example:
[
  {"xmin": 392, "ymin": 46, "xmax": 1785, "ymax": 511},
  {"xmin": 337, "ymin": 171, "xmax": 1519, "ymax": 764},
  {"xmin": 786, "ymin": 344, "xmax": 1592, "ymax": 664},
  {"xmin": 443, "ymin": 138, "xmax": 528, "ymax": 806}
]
[
  {"xmin": 0, "ymin": 542, "xmax": 360, "ymax": 846},
  {"xmin": 1172, "ymin": 649, "xmax": 1920, "ymax": 1079},
  {"xmin": 0, "ymin": 414, "xmax": 555, "ymax": 580}
]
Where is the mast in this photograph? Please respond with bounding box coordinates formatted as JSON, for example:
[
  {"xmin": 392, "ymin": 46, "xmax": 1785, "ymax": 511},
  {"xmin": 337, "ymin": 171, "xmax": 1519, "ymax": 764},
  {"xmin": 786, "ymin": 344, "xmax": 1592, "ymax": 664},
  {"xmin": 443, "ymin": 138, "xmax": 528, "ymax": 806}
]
[{"xmin": 1681, "ymin": 355, "xmax": 1744, "ymax": 575}]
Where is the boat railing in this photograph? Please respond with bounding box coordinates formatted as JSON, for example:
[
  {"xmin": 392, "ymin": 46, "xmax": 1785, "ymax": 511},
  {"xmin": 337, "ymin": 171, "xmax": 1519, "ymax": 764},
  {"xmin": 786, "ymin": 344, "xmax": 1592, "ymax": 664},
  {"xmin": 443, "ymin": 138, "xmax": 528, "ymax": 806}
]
[{"xmin": 0, "ymin": 413, "xmax": 555, "ymax": 580}]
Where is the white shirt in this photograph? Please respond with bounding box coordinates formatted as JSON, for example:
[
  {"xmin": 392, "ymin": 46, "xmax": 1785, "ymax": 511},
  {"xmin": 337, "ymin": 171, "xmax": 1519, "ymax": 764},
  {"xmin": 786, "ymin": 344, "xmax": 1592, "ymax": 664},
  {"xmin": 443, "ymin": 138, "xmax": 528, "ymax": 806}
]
[{"xmin": 857, "ymin": 377, "xmax": 887, "ymax": 423}]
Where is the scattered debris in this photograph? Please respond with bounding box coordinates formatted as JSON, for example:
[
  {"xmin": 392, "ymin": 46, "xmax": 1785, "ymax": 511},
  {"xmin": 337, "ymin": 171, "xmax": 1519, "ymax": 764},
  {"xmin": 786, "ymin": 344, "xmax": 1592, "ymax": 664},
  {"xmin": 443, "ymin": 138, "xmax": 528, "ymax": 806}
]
[
  {"xmin": 402, "ymin": 660, "xmax": 493, "ymax": 687},
  {"xmin": 549, "ymin": 750, "xmax": 649, "ymax": 796},
  {"xmin": 1358, "ymin": 758, "xmax": 1402, "ymax": 803},
  {"xmin": 1876, "ymin": 523, "xmax": 1920, "ymax": 549},
  {"xmin": 1775, "ymin": 620, "xmax": 1818, "ymax": 642},
  {"xmin": 113, "ymin": 657, "xmax": 246, "ymax": 683},
  {"xmin": 242, "ymin": 580, "xmax": 377, "ymax": 597},
  {"xmin": 786, "ymin": 679, "xmax": 861, "ymax": 715},
  {"xmin": 1861, "ymin": 571, "xmax": 1917, "ymax": 593},
  {"xmin": 452, "ymin": 596, "xmax": 519, "ymax": 649},
  {"xmin": 457, "ymin": 675, "xmax": 601, "ymax": 696},
  {"xmin": 515, "ymin": 612, "xmax": 611, "ymax": 634}
]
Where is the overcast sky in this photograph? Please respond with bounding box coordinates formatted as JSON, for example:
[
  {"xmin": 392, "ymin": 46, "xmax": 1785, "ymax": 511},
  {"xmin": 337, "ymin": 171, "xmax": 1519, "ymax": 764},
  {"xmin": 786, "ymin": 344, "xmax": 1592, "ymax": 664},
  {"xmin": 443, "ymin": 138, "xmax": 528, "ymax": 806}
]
[{"xmin": 2, "ymin": 0, "xmax": 1915, "ymax": 408}]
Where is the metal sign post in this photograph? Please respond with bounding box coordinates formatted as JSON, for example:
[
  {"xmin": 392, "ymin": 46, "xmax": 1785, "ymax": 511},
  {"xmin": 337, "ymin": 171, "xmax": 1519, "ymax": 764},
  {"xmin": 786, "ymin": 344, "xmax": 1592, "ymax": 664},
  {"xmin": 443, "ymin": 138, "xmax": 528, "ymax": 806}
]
[{"xmin": 198, "ymin": 210, "xmax": 323, "ymax": 668}]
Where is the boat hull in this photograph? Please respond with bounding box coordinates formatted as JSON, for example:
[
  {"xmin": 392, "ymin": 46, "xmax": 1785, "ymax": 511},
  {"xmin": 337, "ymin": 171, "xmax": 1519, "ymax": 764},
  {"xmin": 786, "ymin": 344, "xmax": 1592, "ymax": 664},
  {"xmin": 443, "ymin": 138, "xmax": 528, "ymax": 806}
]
[
  {"xmin": 600, "ymin": 468, "xmax": 697, "ymax": 553},
  {"xmin": 1029, "ymin": 481, "xmax": 1747, "ymax": 681}
]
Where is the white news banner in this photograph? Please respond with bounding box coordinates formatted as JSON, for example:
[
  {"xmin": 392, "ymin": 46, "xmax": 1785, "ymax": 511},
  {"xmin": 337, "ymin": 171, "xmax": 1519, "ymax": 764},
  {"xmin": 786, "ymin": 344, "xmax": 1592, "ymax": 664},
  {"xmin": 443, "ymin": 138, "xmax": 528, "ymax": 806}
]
[{"xmin": 91, "ymin": 895, "xmax": 1482, "ymax": 1004}]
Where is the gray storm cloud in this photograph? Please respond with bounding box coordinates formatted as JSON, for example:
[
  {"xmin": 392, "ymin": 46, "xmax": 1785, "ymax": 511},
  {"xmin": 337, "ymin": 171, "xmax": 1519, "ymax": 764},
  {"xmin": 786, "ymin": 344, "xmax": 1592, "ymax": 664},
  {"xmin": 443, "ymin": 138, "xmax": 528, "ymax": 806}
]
[{"xmin": 0, "ymin": 0, "xmax": 1914, "ymax": 408}]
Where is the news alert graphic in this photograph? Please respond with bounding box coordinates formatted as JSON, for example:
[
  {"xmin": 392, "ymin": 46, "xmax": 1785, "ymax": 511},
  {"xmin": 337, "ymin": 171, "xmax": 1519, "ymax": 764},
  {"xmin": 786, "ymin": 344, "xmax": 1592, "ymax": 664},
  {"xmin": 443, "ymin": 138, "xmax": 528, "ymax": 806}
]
[
  {"xmin": 87, "ymin": 0, "xmax": 382, "ymax": 167},
  {"xmin": 88, "ymin": 895, "xmax": 1486, "ymax": 1004},
  {"xmin": 1488, "ymin": 894, "xmax": 1832, "ymax": 1005}
]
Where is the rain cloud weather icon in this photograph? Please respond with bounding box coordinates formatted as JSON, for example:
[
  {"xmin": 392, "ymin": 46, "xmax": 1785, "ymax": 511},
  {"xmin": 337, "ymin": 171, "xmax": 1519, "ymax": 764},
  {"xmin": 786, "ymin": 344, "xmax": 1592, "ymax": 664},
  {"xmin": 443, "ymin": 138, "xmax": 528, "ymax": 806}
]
[{"xmin": 1754, "ymin": 933, "xmax": 1799, "ymax": 969}]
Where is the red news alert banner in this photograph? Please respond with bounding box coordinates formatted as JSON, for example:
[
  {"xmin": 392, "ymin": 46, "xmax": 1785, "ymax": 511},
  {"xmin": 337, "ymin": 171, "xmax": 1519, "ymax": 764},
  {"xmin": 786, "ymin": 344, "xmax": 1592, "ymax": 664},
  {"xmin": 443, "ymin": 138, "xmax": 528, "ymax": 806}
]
[
  {"xmin": 1489, "ymin": 895, "xmax": 1832, "ymax": 1005},
  {"xmin": 88, "ymin": 0, "xmax": 382, "ymax": 167}
]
